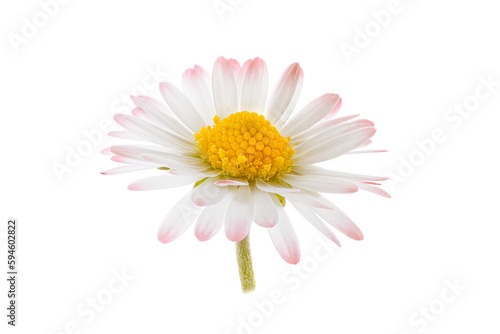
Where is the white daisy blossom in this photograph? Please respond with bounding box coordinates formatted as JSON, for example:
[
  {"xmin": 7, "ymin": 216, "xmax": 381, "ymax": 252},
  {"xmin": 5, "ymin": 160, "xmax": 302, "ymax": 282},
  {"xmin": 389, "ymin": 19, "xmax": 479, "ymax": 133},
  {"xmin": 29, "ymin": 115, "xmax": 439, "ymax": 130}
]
[{"xmin": 102, "ymin": 57, "xmax": 389, "ymax": 292}]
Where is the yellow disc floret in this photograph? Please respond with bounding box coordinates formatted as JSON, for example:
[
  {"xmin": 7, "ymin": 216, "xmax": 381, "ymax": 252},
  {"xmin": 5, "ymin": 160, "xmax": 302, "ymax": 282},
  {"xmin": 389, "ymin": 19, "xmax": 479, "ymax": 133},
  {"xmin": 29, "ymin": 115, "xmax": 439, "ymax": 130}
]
[{"xmin": 194, "ymin": 111, "xmax": 294, "ymax": 180}]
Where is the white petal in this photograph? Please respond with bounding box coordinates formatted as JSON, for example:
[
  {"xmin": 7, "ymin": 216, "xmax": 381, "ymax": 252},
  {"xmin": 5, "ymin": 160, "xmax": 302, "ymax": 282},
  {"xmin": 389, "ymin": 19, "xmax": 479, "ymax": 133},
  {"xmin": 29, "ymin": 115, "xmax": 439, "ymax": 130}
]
[
  {"xmin": 101, "ymin": 165, "xmax": 153, "ymax": 175},
  {"xmin": 107, "ymin": 131, "xmax": 144, "ymax": 141},
  {"xmin": 157, "ymin": 191, "xmax": 203, "ymax": 243},
  {"xmin": 225, "ymin": 186, "xmax": 253, "ymax": 242},
  {"xmin": 159, "ymin": 82, "xmax": 206, "ymax": 133},
  {"xmin": 182, "ymin": 68, "xmax": 216, "ymax": 125},
  {"xmin": 191, "ymin": 178, "xmax": 228, "ymax": 206},
  {"xmin": 113, "ymin": 114, "xmax": 194, "ymax": 152},
  {"xmin": 212, "ymin": 56, "xmax": 239, "ymax": 118},
  {"xmin": 291, "ymin": 165, "xmax": 388, "ymax": 182},
  {"xmin": 283, "ymin": 190, "xmax": 335, "ymax": 209},
  {"xmin": 236, "ymin": 59, "xmax": 252, "ymax": 102},
  {"xmin": 281, "ymin": 93, "xmax": 340, "ymax": 137},
  {"xmin": 130, "ymin": 96, "xmax": 193, "ymax": 140},
  {"xmin": 194, "ymin": 190, "xmax": 233, "ymax": 241},
  {"xmin": 346, "ymin": 149, "xmax": 388, "ymax": 155},
  {"xmin": 240, "ymin": 57, "xmax": 268, "ymax": 114},
  {"xmin": 268, "ymin": 195, "xmax": 301, "ymax": 264},
  {"xmin": 141, "ymin": 151, "xmax": 202, "ymax": 166},
  {"xmin": 295, "ymin": 127, "xmax": 377, "ymax": 165},
  {"xmin": 255, "ymin": 178, "xmax": 300, "ymax": 195},
  {"xmin": 132, "ymin": 95, "xmax": 173, "ymax": 117},
  {"xmin": 141, "ymin": 152, "xmax": 208, "ymax": 172},
  {"xmin": 111, "ymin": 155, "xmax": 148, "ymax": 165},
  {"xmin": 251, "ymin": 185, "xmax": 278, "ymax": 227},
  {"xmin": 265, "ymin": 63, "xmax": 304, "ymax": 128},
  {"xmin": 281, "ymin": 174, "xmax": 358, "ymax": 194},
  {"xmin": 110, "ymin": 145, "xmax": 177, "ymax": 161},
  {"xmin": 128, "ymin": 174, "xmax": 201, "ymax": 191},
  {"xmin": 290, "ymin": 200, "xmax": 340, "ymax": 246},
  {"xmin": 167, "ymin": 169, "xmax": 218, "ymax": 178}
]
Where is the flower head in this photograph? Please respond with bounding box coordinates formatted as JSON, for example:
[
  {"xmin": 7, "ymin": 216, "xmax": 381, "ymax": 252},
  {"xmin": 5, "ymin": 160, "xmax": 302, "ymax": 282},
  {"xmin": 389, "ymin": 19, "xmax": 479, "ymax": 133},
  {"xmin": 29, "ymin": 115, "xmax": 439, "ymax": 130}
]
[
  {"xmin": 195, "ymin": 111, "xmax": 294, "ymax": 180},
  {"xmin": 102, "ymin": 57, "xmax": 389, "ymax": 292}
]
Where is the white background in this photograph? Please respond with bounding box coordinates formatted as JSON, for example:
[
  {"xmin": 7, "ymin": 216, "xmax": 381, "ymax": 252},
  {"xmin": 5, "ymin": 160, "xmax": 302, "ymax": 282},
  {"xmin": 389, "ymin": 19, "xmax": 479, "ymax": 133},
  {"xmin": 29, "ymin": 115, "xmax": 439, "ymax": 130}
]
[{"xmin": 1, "ymin": 0, "xmax": 499, "ymax": 333}]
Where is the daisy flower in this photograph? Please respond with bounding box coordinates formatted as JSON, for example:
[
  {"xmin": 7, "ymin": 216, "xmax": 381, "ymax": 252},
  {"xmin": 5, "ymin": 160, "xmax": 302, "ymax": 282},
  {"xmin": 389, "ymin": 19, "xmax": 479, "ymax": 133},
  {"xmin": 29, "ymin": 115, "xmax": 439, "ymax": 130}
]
[{"xmin": 102, "ymin": 57, "xmax": 389, "ymax": 292}]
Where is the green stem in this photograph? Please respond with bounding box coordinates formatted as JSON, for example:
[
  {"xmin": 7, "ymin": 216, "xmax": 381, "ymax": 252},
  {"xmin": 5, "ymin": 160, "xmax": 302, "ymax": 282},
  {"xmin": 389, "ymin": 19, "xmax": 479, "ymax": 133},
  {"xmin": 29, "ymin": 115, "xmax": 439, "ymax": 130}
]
[{"xmin": 236, "ymin": 234, "xmax": 256, "ymax": 293}]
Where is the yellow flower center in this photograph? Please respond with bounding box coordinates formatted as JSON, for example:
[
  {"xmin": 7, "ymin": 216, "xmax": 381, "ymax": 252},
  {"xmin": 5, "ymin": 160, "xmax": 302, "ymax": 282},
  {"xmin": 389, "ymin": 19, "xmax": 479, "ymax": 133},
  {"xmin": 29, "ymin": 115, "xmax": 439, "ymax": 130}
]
[{"xmin": 194, "ymin": 111, "xmax": 294, "ymax": 180}]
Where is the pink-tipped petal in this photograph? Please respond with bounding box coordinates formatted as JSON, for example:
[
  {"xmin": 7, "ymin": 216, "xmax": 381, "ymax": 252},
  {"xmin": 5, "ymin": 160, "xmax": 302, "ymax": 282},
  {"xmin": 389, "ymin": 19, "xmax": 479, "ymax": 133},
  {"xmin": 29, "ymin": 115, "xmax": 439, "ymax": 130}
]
[
  {"xmin": 193, "ymin": 65, "xmax": 211, "ymax": 88},
  {"xmin": 108, "ymin": 131, "xmax": 143, "ymax": 141},
  {"xmin": 236, "ymin": 59, "xmax": 252, "ymax": 102},
  {"xmin": 240, "ymin": 57, "xmax": 268, "ymax": 114},
  {"xmin": 265, "ymin": 63, "xmax": 304, "ymax": 128},
  {"xmin": 293, "ymin": 114, "xmax": 360, "ymax": 142},
  {"xmin": 293, "ymin": 119, "xmax": 375, "ymax": 155},
  {"xmin": 191, "ymin": 178, "xmax": 228, "ymax": 206},
  {"xmin": 159, "ymin": 82, "xmax": 206, "ymax": 133},
  {"xmin": 194, "ymin": 190, "xmax": 233, "ymax": 241},
  {"xmin": 358, "ymin": 183, "xmax": 391, "ymax": 198},
  {"xmin": 111, "ymin": 155, "xmax": 149, "ymax": 165},
  {"xmin": 131, "ymin": 95, "xmax": 193, "ymax": 140},
  {"xmin": 131, "ymin": 107, "xmax": 150, "ymax": 120},
  {"xmin": 268, "ymin": 196, "xmax": 301, "ymax": 264},
  {"xmin": 113, "ymin": 114, "xmax": 193, "ymax": 151},
  {"xmin": 157, "ymin": 192, "xmax": 202, "ymax": 243},
  {"xmin": 227, "ymin": 58, "xmax": 241, "ymax": 79},
  {"xmin": 281, "ymin": 93, "xmax": 341, "ymax": 137},
  {"xmin": 101, "ymin": 147, "xmax": 113, "ymax": 156},
  {"xmin": 323, "ymin": 97, "xmax": 343, "ymax": 120},
  {"xmin": 313, "ymin": 204, "xmax": 364, "ymax": 241},
  {"xmin": 282, "ymin": 174, "xmax": 359, "ymax": 194},
  {"xmin": 225, "ymin": 186, "xmax": 253, "ymax": 242},
  {"xmin": 101, "ymin": 165, "xmax": 152, "ymax": 175},
  {"xmin": 359, "ymin": 139, "xmax": 372, "ymax": 148},
  {"xmin": 291, "ymin": 166, "xmax": 388, "ymax": 182},
  {"xmin": 346, "ymin": 149, "xmax": 388, "ymax": 155},
  {"xmin": 131, "ymin": 96, "xmax": 169, "ymax": 115},
  {"xmin": 295, "ymin": 127, "xmax": 377, "ymax": 165},
  {"xmin": 212, "ymin": 57, "xmax": 238, "ymax": 118},
  {"xmin": 290, "ymin": 200, "xmax": 341, "ymax": 247},
  {"xmin": 182, "ymin": 68, "xmax": 216, "ymax": 125},
  {"xmin": 251, "ymin": 185, "xmax": 278, "ymax": 228},
  {"xmin": 110, "ymin": 145, "xmax": 175, "ymax": 160}
]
